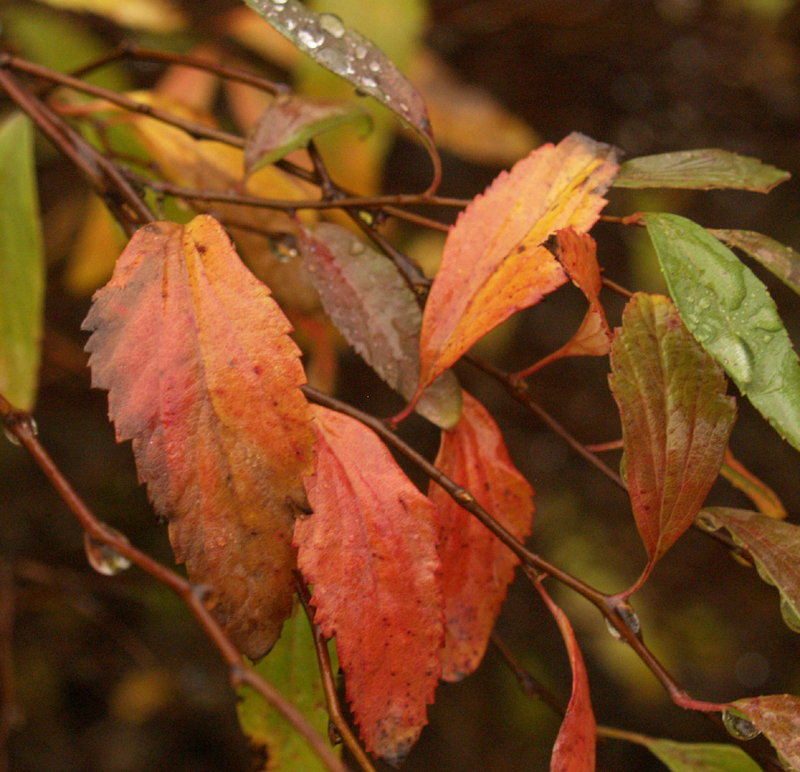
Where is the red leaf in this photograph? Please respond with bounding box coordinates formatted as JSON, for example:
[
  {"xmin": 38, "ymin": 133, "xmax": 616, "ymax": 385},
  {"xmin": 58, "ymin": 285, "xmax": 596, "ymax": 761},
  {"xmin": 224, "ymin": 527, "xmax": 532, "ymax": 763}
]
[
  {"xmin": 535, "ymin": 582, "xmax": 596, "ymax": 772},
  {"xmin": 295, "ymin": 406, "xmax": 443, "ymax": 763},
  {"xmin": 730, "ymin": 694, "xmax": 800, "ymax": 770},
  {"xmin": 429, "ymin": 391, "xmax": 534, "ymax": 681},
  {"xmin": 412, "ymin": 133, "xmax": 619, "ymax": 407},
  {"xmin": 82, "ymin": 215, "xmax": 316, "ymax": 659},
  {"xmin": 608, "ymin": 294, "xmax": 736, "ymax": 592}
]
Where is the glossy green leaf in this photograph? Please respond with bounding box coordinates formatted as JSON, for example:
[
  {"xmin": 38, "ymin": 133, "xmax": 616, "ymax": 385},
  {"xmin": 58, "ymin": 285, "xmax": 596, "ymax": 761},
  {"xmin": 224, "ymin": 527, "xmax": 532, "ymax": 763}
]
[
  {"xmin": 646, "ymin": 213, "xmax": 800, "ymax": 453},
  {"xmin": 700, "ymin": 508, "xmax": 800, "ymax": 633},
  {"xmin": 237, "ymin": 607, "xmax": 335, "ymax": 771},
  {"xmin": 608, "ymin": 294, "xmax": 736, "ymax": 589},
  {"xmin": 0, "ymin": 113, "xmax": 45, "ymax": 411},
  {"xmin": 242, "ymin": 0, "xmax": 440, "ymax": 191},
  {"xmin": 642, "ymin": 738, "xmax": 764, "ymax": 772},
  {"xmin": 709, "ymin": 229, "xmax": 800, "ymax": 298},
  {"xmin": 730, "ymin": 695, "xmax": 800, "ymax": 771},
  {"xmin": 244, "ymin": 95, "xmax": 372, "ymax": 176},
  {"xmin": 299, "ymin": 223, "xmax": 462, "ymax": 428},
  {"xmin": 615, "ymin": 150, "xmax": 789, "ymax": 192}
]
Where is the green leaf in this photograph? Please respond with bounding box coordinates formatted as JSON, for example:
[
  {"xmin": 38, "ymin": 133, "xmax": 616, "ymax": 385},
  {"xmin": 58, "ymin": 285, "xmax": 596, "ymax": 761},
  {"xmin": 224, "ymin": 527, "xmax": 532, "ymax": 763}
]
[
  {"xmin": 709, "ymin": 229, "xmax": 800, "ymax": 298},
  {"xmin": 700, "ymin": 508, "xmax": 800, "ymax": 633},
  {"xmin": 244, "ymin": 95, "xmax": 372, "ymax": 176},
  {"xmin": 299, "ymin": 222, "xmax": 462, "ymax": 429},
  {"xmin": 237, "ymin": 607, "xmax": 336, "ymax": 772},
  {"xmin": 608, "ymin": 293, "xmax": 736, "ymax": 590},
  {"xmin": 614, "ymin": 149, "xmax": 789, "ymax": 192},
  {"xmin": 0, "ymin": 113, "xmax": 45, "ymax": 411},
  {"xmin": 642, "ymin": 738, "xmax": 764, "ymax": 772},
  {"xmin": 645, "ymin": 213, "xmax": 800, "ymax": 453},
  {"xmin": 729, "ymin": 695, "xmax": 800, "ymax": 771},
  {"xmin": 242, "ymin": 0, "xmax": 440, "ymax": 191}
]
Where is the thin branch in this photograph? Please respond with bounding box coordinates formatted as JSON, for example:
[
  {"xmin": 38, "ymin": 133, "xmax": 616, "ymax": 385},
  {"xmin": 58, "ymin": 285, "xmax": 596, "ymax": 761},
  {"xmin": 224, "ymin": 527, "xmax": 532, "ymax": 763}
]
[
  {"xmin": 0, "ymin": 395, "xmax": 350, "ymax": 772},
  {"xmin": 295, "ymin": 575, "xmax": 379, "ymax": 772},
  {"xmin": 0, "ymin": 559, "xmax": 20, "ymax": 772}
]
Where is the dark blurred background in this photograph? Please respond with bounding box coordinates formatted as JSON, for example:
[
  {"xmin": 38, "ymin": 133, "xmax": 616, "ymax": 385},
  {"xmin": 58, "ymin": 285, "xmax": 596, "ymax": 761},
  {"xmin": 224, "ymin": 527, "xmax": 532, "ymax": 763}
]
[{"xmin": 2, "ymin": 0, "xmax": 800, "ymax": 770}]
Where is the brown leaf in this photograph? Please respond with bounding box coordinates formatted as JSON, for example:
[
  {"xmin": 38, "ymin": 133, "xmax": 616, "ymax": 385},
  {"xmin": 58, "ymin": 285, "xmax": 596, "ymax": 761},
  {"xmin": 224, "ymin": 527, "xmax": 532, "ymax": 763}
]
[
  {"xmin": 413, "ymin": 133, "xmax": 619, "ymax": 409},
  {"xmin": 608, "ymin": 294, "xmax": 736, "ymax": 592},
  {"xmin": 296, "ymin": 405, "xmax": 443, "ymax": 764},
  {"xmin": 729, "ymin": 695, "xmax": 800, "ymax": 770},
  {"xmin": 429, "ymin": 391, "xmax": 534, "ymax": 680},
  {"xmin": 535, "ymin": 582, "xmax": 596, "ymax": 772},
  {"xmin": 82, "ymin": 215, "xmax": 316, "ymax": 659}
]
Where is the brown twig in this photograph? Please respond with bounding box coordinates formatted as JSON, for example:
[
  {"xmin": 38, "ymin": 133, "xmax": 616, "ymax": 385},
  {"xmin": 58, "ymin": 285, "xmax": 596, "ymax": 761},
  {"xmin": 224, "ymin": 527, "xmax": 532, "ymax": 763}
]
[
  {"xmin": 0, "ymin": 559, "xmax": 20, "ymax": 772},
  {"xmin": 0, "ymin": 395, "xmax": 350, "ymax": 772},
  {"xmin": 295, "ymin": 575, "xmax": 379, "ymax": 772}
]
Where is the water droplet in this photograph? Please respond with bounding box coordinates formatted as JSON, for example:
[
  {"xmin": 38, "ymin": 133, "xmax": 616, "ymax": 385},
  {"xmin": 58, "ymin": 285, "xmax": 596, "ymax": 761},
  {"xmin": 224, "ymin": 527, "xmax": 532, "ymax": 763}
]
[
  {"xmin": 697, "ymin": 296, "xmax": 711, "ymax": 310},
  {"xmin": 722, "ymin": 337, "xmax": 755, "ymax": 385},
  {"xmin": 298, "ymin": 28, "xmax": 325, "ymax": 49},
  {"xmin": 360, "ymin": 76, "xmax": 378, "ymax": 89},
  {"xmin": 691, "ymin": 322, "xmax": 717, "ymax": 344},
  {"xmin": 318, "ymin": 12, "xmax": 346, "ymax": 38},
  {"xmin": 2, "ymin": 414, "xmax": 37, "ymax": 446},
  {"xmin": 779, "ymin": 595, "xmax": 800, "ymax": 632},
  {"xmin": 2, "ymin": 425, "xmax": 20, "ymax": 446},
  {"xmin": 317, "ymin": 48, "xmax": 348, "ymax": 74},
  {"xmin": 722, "ymin": 708, "xmax": 760, "ymax": 741},
  {"xmin": 285, "ymin": 18, "xmax": 297, "ymax": 31},
  {"xmin": 605, "ymin": 602, "xmax": 641, "ymax": 641},
  {"xmin": 273, "ymin": 0, "xmax": 289, "ymax": 4},
  {"xmin": 84, "ymin": 530, "xmax": 132, "ymax": 576},
  {"xmin": 695, "ymin": 511, "xmax": 721, "ymax": 532},
  {"xmin": 354, "ymin": 45, "xmax": 368, "ymax": 59},
  {"xmin": 368, "ymin": 60, "xmax": 381, "ymax": 73}
]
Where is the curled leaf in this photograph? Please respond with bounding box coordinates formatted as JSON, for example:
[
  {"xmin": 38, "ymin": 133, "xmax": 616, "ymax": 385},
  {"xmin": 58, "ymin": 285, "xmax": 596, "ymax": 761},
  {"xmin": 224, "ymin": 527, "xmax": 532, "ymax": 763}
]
[
  {"xmin": 709, "ymin": 229, "xmax": 800, "ymax": 298},
  {"xmin": 296, "ymin": 405, "xmax": 443, "ymax": 763},
  {"xmin": 299, "ymin": 222, "xmax": 462, "ymax": 429},
  {"xmin": 83, "ymin": 215, "xmax": 316, "ymax": 659},
  {"xmin": 243, "ymin": 0, "xmax": 441, "ymax": 192},
  {"xmin": 244, "ymin": 94, "xmax": 371, "ymax": 176},
  {"xmin": 720, "ymin": 448, "xmax": 786, "ymax": 519},
  {"xmin": 646, "ymin": 213, "xmax": 800, "ymax": 454},
  {"xmin": 429, "ymin": 391, "xmax": 534, "ymax": 681},
  {"xmin": 609, "ymin": 294, "xmax": 736, "ymax": 591},
  {"xmin": 701, "ymin": 508, "xmax": 800, "ymax": 633},
  {"xmin": 413, "ymin": 133, "xmax": 618, "ymax": 408},
  {"xmin": 614, "ymin": 149, "xmax": 789, "ymax": 192}
]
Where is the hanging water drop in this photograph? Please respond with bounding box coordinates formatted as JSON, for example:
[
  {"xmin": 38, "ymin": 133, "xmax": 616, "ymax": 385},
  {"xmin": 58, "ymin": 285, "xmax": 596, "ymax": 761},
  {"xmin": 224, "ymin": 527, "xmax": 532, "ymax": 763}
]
[
  {"xmin": 779, "ymin": 595, "xmax": 800, "ymax": 633},
  {"xmin": 2, "ymin": 414, "xmax": 37, "ymax": 446},
  {"xmin": 84, "ymin": 530, "xmax": 132, "ymax": 576},
  {"xmin": 722, "ymin": 708, "xmax": 760, "ymax": 741},
  {"xmin": 605, "ymin": 602, "xmax": 641, "ymax": 641},
  {"xmin": 318, "ymin": 12, "xmax": 346, "ymax": 38}
]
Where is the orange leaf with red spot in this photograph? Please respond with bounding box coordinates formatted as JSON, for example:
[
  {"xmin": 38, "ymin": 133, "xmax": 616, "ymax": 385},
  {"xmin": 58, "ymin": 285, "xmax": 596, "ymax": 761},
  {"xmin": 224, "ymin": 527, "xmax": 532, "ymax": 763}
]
[
  {"xmin": 82, "ymin": 215, "xmax": 316, "ymax": 660},
  {"xmin": 295, "ymin": 406, "xmax": 443, "ymax": 764},
  {"xmin": 409, "ymin": 133, "xmax": 619, "ymax": 413},
  {"xmin": 429, "ymin": 391, "xmax": 534, "ymax": 681}
]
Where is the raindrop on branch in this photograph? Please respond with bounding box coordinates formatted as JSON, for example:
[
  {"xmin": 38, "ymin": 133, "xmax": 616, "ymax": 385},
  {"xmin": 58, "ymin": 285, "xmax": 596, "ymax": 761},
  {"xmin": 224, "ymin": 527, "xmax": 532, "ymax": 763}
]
[
  {"xmin": 84, "ymin": 530, "xmax": 132, "ymax": 576},
  {"xmin": 722, "ymin": 708, "xmax": 761, "ymax": 741}
]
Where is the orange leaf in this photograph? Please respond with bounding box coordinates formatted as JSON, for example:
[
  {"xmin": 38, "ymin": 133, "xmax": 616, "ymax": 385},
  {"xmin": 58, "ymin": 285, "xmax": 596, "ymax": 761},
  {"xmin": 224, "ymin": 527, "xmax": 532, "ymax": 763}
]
[
  {"xmin": 414, "ymin": 133, "xmax": 619, "ymax": 404},
  {"xmin": 429, "ymin": 391, "xmax": 534, "ymax": 681},
  {"xmin": 82, "ymin": 215, "xmax": 316, "ymax": 660},
  {"xmin": 535, "ymin": 582, "xmax": 596, "ymax": 772},
  {"xmin": 296, "ymin": 406, "xmax": 443, "ymax": 764}
]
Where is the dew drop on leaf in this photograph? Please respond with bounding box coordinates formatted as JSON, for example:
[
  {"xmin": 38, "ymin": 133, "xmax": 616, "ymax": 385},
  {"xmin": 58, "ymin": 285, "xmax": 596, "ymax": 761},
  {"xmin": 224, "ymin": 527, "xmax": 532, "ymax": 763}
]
[
  {"xmin": 318, "ymin": 12, "xmax": 346, "ymax": 38},
  {"xmin": 722, "ymin": 337, "xmax": 755, "ymax": 385},
  {"xmin": 605, "ymin": 602, "xmax": 641, "ymax": 641},
  {"xmin": 298, "ymin": 28, "xmax": 325, "ymax": 49},
  {"xmin": 354, "ymin": 45, "xmax": 368, "ymax": 59},
  {"xmin": 84, "ymin": 531, "xmax": 132, "ymax": 576},
  {"xmin": 722, "ymin": 708, "xmax": 761, "ymax": 741},
  {"xmin": 779, "ymin": 594, "xmax": 800, "ymax": 633}
]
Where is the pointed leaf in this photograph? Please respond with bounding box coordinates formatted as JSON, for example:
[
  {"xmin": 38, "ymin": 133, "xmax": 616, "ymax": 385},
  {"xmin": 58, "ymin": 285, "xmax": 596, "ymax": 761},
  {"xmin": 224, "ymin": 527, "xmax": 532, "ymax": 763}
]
[
  {"xmin": 416, "ymin": 133, "xmax": 619, "ymax": 401},
  {"xmin": 299, "ymin": 222, "xmax": 462, "ymax": 429},
  {"xmin": 82, "ymin": 215, "xmax": 316, "ymax": 659},
  {"xmin": 720, "ymin": 449, "xmax": 786, "ymax": 519},
  {"xmin": 614, "ymin": 150, "xmax": 789, "ymax": 192},
  {"xmin": 244, "ymin": 94, "xmax": 371, "ymax": 176},
  {"xmin": 701, "ymin": 508, "xmax": 800, "ymax": 633},
  {"xmin": 296, "ymin": 405, "xmax": 443, "ymax": 763},
  {"xmin": 0, "ymin": 113, "xmax": 44, "ymax": 412},
  {"xmin": 608, "ymin": 294, "xmax": 736, "ymax": 585},
  {"xmin": 237, "ymin": 607, "xmax": 333, "ymax": 772},
  {"xmin": 428, "ymin": 391, "xmax": 534, "ymax": 681},
  {"xmin": 646, "ymin": 213, "xmax": 800, "ymax": 453},
  {"xmin": 535, "ymin": 582, "xmax": 596, "ymax": 772},
  {"xmin": 637, "ymin": 737, "xmax": 764, "ymax": 772},
  {"xmin": 709, "ymin": 229, "xmax": 800, "ymax": 298},
  {"xmin": 242, "ymin": 0, "xmax": 441, "ymax": 192},
  {"xmin": 730, "ymin": 695, "xmax": 800, "ymax": 771}
]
